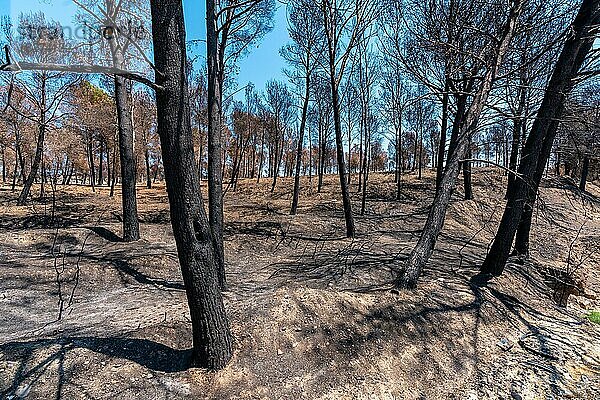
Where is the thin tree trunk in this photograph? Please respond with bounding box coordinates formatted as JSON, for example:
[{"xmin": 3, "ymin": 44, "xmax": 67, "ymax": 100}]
[
  {"xmin": 1, "ymin": 145, "xmax": 6, "ymax": 183},
  {"xmin": 330, "ymin": 78, "xmax": 355, "ymax": 237},
  {"xmin": 291, "ymin": 75, "xmax": 310, "ymax": 215},
  {"xmin": 357, "ymin": 116, "xmax": 363, "ymax": 192},
  {"xmin": 98, "ymin": 137, "xmax": 104, "ymax": 186},
  {"xmin": 360, "ymin": 118, "xmax": 369, "ymax": 216},
  {"xmin": 145, "ymin": 149, "xmax": 152, "ymax": 189},
  {"xmin": 257, "ymin": 126, "xmax": 265, "ymax": 183},
  {"xmin": 463, "ymin": 139, "xmax": 473, "ymax": 200},
  {"xmin": 396, "ymin": 119, "xmax": 403, "ymax": 200},
  {"xmin": 579, "ymin": 156, "xmax": 589, "ymax": 192},
  {"xmin": 418, "ymin": 125, "xmax": 423, "ymax": 180}
]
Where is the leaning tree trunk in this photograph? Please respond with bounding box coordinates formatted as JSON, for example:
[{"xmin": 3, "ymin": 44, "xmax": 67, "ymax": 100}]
[
  {"xmin": 435, "ymin": 79, "xmax": 450, "ymax": 191},
  {"xmin": 207, "ymin": 0, "xmax": 226, "ymax": 290},
  {"xmin": 150, "ymin": 0, "xmax": 233, "ymax": 370},
  {"xmin": 397, "ymin": 0, "xmax": 523, "ymax": 289},
  {"xmin": 18, "ymin": 123, "xmax": 45, "ymax": 205},
  {"xmin": 506, "ymin": 67, "xmax": 528, "ymax": 197},
  {"xmin": 291, "ymin": 75, "xmax": 311, "ymax": 215},
  {"xmin": 481, "ymin": 0, "xmax": 600, "ymax": 276}
]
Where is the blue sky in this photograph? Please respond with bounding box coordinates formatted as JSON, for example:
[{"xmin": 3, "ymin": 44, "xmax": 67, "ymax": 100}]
[{"xmin": 1, "ymin": 0, "xmax": 289, "ymax": 95}]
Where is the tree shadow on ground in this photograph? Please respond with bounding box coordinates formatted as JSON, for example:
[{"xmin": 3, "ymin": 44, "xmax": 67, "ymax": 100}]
[
  {"xmin": 86, "ymin": 226, "xmax": 122, "ymax": 242},
  {"xmin": 0, "ymin": 336, "xmax": 192, "ymax": 399},
  {"xmin": 542, "ymin": 176, "xmax": 600, "ymax": 204},
  {"xmin": 110, "ymin": 259, "xmax": 185, "ymax": 291},
  {"xmin": 269, "ymin": 238, "xmax": 400, "ymax": 292}
]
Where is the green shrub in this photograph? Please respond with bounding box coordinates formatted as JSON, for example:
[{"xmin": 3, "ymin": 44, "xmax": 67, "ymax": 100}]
[{"xmin": 586, "ymin": 311, "xmax": 600, "ymax": 324}]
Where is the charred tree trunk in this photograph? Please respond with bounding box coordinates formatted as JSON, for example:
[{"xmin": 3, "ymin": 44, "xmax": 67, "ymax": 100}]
[
  {"xmin": 418, "ymin": 127, "xmax": 423, "ymax": 180},
  {"xmin": 291, "ymin": 75, "xmax": 311, "ymax": 215},
  {"xmin": 330, "ymin": 80, "xmax": 355, "ymax": 237},
  {"xmin": 110, "ymin": 140, "xmax": 118, "ymax": 197},
  {"xmin": 115, "ymin": 76, "xmax": 140, "ymax": 241},
  {"xmin": 506, "ymin": 69, "xmax": 528, "ymax": 197},
  {"xmin": 98, "ymin": 137, "xmax": 104, "ymax": 186},
  {"xmin": 463, "ymin": 138, "xmax": 473, "ymax": 200},
  {"xmin": 579, "ymin": 155, "xmax": 589, "ymax": 192},
  {"xmin": 397, "ymin": 0, "xmax": 523, "ymax": 288},
  {"xmin": 1, "ymin": 144, "xmax": 6, "ymax": 183},
  {"xmin": 396, "ymin": 121, "xmax": 403, "ymax": 200},
  {"xmin": 18, "ymin": 77, "xmax": 47, "ymax": 206},
  {"xmin": 271, "ymin": 132, "xmax": 280, "ymax": 193},
  {"xmin": 150, "ymin": 0, "xmax": 233, "ymax": 369},
  {"xmin": 257, "ymin": 127, "xmax": 265, "ymax": 183},
  {"xmin": 481, "ymin": 0, "xmax": 599, "ymax": 276},
  {"xmin": 207, "ymin": 0, "xmax": 226, "ymax": 289},
  {"xmin": 436, "ymin": 80, "xmax": 450, "ymax": 191},
  {"xmin": 318, "ymin": 122, "xmax": 325, "ymax": 193},
  {"xmin": 145, "ymin": 149, "xmax": 152, "ymax": 189},
  {"xmin": 357, "ymin": 117, "xmax": 363, "ymax": 193}
]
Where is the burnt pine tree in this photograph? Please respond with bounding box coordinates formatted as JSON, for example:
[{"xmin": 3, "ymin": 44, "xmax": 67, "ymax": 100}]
[
  {"xmin": 73, "ymin": 0, "xmax": 142, "ymax": 241},
  {"xmin": 113, "ymin": 74, "xmax": 140, "ymax": 242},
  {"xmin": 206, "ymin": 0, "xmax": 227, "ymax": 289},
  {"xmin": 206, "ymin": 0, "xmax": 275, "ymax": 290},
  {"xmin": 481, "ymin": 0, "xmax": 600, "ymax": 276},
  {"xmin": 149, "ymin": 0, "xmax": 233, "ymax": 369},
  {"xmin": 284, "ymin": 0, "xmax": 322, "ymax": 215},
  {"xmin": 396, "ymin": 0, "xmax": 524, "ymax": 289},
  {"xmin": 319, "ymin": 0, "xmax": 377, "ymax": 237}
]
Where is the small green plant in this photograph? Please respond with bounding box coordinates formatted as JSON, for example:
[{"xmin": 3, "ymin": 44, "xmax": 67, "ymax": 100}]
[{"xmin": 586, "ymin": 311, "xmax": 600, "ymax": 325}]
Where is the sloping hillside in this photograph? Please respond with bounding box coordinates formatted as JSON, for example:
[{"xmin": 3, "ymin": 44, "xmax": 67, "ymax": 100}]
[{"xmin": 0, "ymin": 170, "xmax": 598, "ymax": 399}]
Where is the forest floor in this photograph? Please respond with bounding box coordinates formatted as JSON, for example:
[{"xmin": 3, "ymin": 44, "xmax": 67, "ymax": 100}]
[{"xmin": 0, "ymin": 169, "xmax": 599, "ymax": 400}]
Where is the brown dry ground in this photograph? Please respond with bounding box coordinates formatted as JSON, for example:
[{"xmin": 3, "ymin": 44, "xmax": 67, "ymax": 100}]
[{"xmin": 0, "ymin": 169, "xmax": 599, "ymax": 400}]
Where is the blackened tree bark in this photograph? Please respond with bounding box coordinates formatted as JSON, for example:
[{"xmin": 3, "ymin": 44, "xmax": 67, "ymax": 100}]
[
  {"xmin": 150, "ymin": 0, "xmax": 233, "ymax": 369},
  {"xmin": 396, "ymin": 120, "xmax": 403, "ymax": 200},
  {"xmin": 115, "ymin": 76, "xmax": 141, "ymax": 242},
  {"xmin": 360, "ymin": 109, "xmax": 369, "ymax": 215},
  {"xmin": 145, "ymin": 149, "xmax": 152, "ymax": 189},
  {"xmin": 18, "ymin": 75, "xmax": 46, "ymax": 206},
  {"xmin": 463, "ymin": 138, "xmax": 473, "ymax": 200},
  {"xmin": 579, "ymin": 155, "xmax": 590, "ymax": 192},
  {"xmin": 330, "ymin": 74, "xmax": 355, "ymax": 237},
  {"xmin": 102, "ymin": 0, "xmax": 141, "ymax": 242},
  {"xmin": 98, "ymin": 138, "xmax": 104, "ymax": 186},
  {"xmin": 207, "ymin": 0, "xmax": 226, "ymax": 289},
  {"xmin": 87, "ymin": 136, "xmax": 96, "ymax": 192},
  {"xmin": 445, "ymin": 93, "xmax": 469, "ymax": 167},
  {"xmin": 1, "ymin": 145, "xmax": 5, "ymax": 183},
  {"xmin": 18, "ymin": 121, "xmax": 45, "ymax": 205},
  {"xmin": 291, "ymin": 74, "xmax": 310, "ymax": 215},
  {"xmin": 435, "ymin": 79, "xmax": 450, "ymax": 191},
  {"xmin": 320, "ymin": 0, "xmax": 372, "ymax": 238},
  {"xmin": 396, "ymin": 0, "xmax": 523, "ymax": 289},
  {"xmin": 506, "ymin": 66, "xmax": 528, "ymax": 197},
  {"xmin": 481, "ymin": 0, "xmax": 600, "ymax": 275}
]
